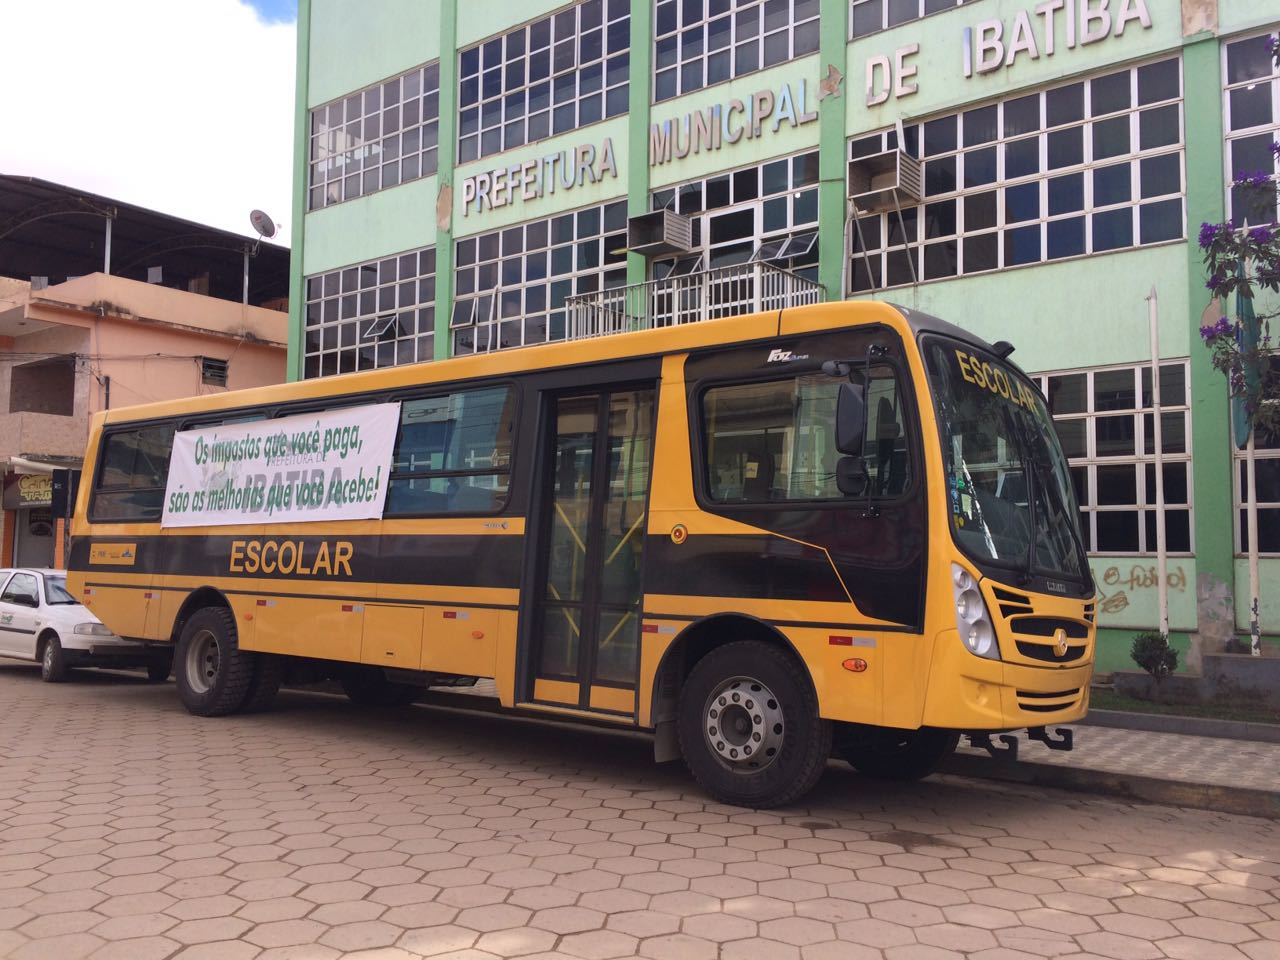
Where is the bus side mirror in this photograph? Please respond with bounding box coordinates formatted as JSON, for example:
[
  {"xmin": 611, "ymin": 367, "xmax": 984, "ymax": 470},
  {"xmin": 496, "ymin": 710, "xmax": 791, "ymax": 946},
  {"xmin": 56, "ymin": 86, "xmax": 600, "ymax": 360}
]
[
  {"xmin": 835, "ymin": 382, "xmax": 866, "ymax": 456},
  {"xmin": 836, "ymin": 457, "xmax": 869, "ymax": 496}
]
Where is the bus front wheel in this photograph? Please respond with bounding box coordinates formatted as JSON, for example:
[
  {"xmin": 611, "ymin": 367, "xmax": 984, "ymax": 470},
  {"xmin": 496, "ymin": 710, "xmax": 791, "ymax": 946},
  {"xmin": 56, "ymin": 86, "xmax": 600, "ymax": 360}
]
[
  {"xmin": 677, "ymin": 640, "xmax": 831, "ymax": 809},
  {"xmin": 836, "ymin": 725, "xmax": 959, "ymax": 781},
  {"xmin": 175, "ymin": 607, "xmax": 256, "ymax": 717}
]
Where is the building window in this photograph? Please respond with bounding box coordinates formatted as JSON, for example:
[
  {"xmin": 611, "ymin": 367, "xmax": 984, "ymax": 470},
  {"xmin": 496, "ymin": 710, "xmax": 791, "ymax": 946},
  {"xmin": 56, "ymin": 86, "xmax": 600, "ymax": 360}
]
[
  {"xmin": 199, "ymin": 357, "xmax": 228, "ymax": 387},
  {"xmin": 1029, "ymin": 361, "xmax": 1192, "ymax": 556},
  {"xmin": 303, "ymin": 247, "xmax": 437, "ymax": 379},
  {"xmin": 651, "ymin": 151, "xmax": 821, "ymax": 279},
  {"xmin": 308, "ymin": 61, "xmax": 441, "ymax": 210},
  {"xmin": 1223, "ymin": 30, "xmax": 1280, "ymax": 225},
  {"xmin": 653, "ymin": 0, "xmax": 819, "ymax": 103},
  {"xmin": 452, "ymin": 200, "xmax": 628, "ymax": 355},
  {"xmin": 1234, "ymin": 357, "xmax": 1280, "ymax": 555},
  {"xmin": 850, "ymin": 0, "xmax": 977, "ymax": 39},
  {"xmin": 848, "ymin": 57, "xmax": 1185, "ymax": 292},
  {"xmin": 459, "ymin": 0, "xmax": 630, "ymax": 164}
]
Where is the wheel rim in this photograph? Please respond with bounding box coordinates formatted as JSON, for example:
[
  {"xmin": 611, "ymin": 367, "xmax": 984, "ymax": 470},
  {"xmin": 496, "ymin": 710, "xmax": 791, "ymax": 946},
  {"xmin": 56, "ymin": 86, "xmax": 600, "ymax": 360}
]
[
  {"xmin": 186, "ymin": 629, "xmax": 220, "ymax": 695},
  {"xmin": 703, "ymin": 675, "xmax": 785, "ymax": 772},
  {"xmin": 43, "ymin": 643, "xmax": 53, "ymax": 672}
]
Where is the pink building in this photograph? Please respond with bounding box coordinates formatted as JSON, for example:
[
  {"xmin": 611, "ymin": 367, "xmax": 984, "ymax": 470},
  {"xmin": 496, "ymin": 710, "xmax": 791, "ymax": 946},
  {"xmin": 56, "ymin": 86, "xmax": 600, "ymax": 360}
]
[{"xmin": 0, "ymin": 177, "xmax": 290, "ymax": 567}]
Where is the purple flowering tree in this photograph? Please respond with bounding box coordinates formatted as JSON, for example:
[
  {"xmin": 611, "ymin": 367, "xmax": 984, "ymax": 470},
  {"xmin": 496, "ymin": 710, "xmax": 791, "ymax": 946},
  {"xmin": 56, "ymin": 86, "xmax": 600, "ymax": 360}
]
[
  {"xmin": 1197, "ymin": 168, "xmax": 1280, "ymax": 436},
  {"xmin": 1198, "ymin": 212, "xmax": 1280, "ymax": 433}
]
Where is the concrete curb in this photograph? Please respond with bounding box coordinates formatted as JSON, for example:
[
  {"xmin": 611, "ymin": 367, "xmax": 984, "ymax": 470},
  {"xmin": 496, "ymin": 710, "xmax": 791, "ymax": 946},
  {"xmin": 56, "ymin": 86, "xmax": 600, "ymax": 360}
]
[
  {"xmin": 942, "ymin": 752, "xmax": 1280, "ymax": 820},
  {"xmin": 1081, "ymin": 708, "xmax": 1280, "ymax": 744}
]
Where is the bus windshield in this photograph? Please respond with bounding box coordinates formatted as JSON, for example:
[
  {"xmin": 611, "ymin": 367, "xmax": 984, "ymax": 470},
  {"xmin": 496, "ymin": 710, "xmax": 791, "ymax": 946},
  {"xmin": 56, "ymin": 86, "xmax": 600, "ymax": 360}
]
[{"xmin": 922, "ymin": 336, "xmax": 1088, "ymax": 586}]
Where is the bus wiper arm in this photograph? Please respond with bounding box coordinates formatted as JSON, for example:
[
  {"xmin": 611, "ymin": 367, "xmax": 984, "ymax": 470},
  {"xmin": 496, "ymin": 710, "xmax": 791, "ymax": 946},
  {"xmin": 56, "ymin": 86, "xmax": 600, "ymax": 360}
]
[{"xmin": 1026, "ymin": 423, "xmax": 1089, "ymax": 579}]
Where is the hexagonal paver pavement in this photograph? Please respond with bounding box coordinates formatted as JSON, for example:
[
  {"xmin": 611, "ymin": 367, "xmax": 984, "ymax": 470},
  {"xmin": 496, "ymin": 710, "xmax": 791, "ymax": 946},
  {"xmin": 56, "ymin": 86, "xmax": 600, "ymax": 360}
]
[{"xmin": 1, "ymin": 664, "xmax": 1279, "ymax": 960}]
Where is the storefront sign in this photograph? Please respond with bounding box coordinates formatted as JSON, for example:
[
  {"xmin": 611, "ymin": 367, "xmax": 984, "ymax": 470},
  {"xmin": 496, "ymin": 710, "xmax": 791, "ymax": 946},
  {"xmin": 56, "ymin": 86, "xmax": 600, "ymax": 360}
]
[
  {"xmin": 161, "ymin": 404, "xmax": 400, "ymax": 528},
  {"xmin": 649, "ymin": 79, "xmax": 818, "ymax": 167},
  {"xmin": 461, "ymin": 138, "xmax": 618, "ymax": 217},
  {"xmin": 2, "ymin": 474, "xmax": 53, "ymax": 509},
  {"xmin": 963, "ymin": 0, "xmax": 1152, "ymax": 78}
]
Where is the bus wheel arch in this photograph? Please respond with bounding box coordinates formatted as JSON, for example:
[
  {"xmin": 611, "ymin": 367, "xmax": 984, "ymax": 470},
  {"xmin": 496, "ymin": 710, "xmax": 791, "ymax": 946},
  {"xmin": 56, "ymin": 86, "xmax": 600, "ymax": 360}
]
[
  {"xmin": 170, "ymin": 587, "xmax": 232, "ymax": 646},
  {"xmin": 650, "ymin": 614, "xmax": 815, "ymax": 760}
]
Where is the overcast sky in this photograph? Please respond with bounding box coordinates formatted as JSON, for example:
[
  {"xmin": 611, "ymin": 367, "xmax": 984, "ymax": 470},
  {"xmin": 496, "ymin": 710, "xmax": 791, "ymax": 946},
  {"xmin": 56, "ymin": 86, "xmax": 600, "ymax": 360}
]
[{"xmin": 1, "ymin": 0, "xmax": 297, "ymax": 244}]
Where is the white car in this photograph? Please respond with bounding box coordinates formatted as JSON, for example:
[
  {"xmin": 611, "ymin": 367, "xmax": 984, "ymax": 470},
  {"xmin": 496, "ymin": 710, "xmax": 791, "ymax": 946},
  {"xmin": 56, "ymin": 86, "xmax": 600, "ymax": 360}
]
[{"xmin": 0, "ymin": 568, "xmax": 172, "ymax": 683}]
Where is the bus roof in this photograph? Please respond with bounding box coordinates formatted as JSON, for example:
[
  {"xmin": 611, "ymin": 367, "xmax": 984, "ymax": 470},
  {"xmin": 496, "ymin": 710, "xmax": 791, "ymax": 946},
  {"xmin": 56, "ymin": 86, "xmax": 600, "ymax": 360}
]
[{"xmin": 93, "ymin": 300, "xmax": 993, "ymax": 425}]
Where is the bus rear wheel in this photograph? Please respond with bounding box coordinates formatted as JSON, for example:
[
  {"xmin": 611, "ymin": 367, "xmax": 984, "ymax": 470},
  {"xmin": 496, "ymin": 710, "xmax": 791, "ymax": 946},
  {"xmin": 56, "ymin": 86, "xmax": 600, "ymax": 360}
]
[
  {"xmin": 176, "ymin": 607, "xmax": 256, "ymax": 717},
  {"xmin": 340, "ymin": 665, "xmax": 418, "ymax": 707},
  {"xmin": 241, "ymin": 654, "xmax": 286, "ymax": 713},
  {"xmin": 836, "ymin": 725, "xmax": 959, "ymax": 781},
  {"xmin": 677, "ymin": 640, "xmax": 831, "ymax": 809}
]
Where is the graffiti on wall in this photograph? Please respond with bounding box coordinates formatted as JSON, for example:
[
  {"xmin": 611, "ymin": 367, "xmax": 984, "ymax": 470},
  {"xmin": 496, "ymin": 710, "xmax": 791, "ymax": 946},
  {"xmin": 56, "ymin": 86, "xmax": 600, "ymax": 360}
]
[{"xmin": 1097, "ymin": 564, "xmax": 1188, "ymax": 615}]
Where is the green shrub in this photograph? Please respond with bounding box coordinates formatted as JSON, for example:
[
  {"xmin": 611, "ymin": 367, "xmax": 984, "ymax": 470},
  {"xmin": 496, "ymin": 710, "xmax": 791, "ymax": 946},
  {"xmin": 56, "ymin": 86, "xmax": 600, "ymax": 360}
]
[{"xmin": 1131, "ymin": 631, "xmax": 1178, "ymax": 679}]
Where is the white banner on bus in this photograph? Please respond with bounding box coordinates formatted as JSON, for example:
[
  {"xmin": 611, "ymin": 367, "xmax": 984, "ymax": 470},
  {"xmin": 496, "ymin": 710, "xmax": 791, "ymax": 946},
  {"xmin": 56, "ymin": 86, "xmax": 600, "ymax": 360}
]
[{"xmin": 161, "ymin": 403, "xmax": 401, "ymax": 528}]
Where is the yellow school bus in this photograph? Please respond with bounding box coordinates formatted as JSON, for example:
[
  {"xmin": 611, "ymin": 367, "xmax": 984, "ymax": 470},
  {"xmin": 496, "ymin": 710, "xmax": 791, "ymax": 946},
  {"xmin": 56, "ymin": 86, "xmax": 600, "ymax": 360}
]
[{"xmin": 68, "ymin": 301, "xmax": 1095, "ymax": 807}]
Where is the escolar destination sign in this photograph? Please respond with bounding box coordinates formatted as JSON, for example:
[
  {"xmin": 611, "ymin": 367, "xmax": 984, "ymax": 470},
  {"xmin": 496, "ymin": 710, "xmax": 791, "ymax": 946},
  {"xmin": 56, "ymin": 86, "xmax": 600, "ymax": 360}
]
[{"xmin": 161, "ymin": 404, "xmax": 400, "ymax": 528}]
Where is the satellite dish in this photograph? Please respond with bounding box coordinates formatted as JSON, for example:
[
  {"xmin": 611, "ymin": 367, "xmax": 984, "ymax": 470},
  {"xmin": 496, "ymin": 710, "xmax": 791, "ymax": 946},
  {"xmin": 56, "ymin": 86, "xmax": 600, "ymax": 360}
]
[{"xmin": 249, "ymin": 209, "xmax": 277, "ymax": 240}]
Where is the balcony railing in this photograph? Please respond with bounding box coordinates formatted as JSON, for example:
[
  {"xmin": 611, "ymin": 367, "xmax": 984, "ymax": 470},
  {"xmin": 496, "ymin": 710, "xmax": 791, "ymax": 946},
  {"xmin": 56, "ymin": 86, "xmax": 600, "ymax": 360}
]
[{"xmin": 564, "ymin": 261, "xmax": 824, "ymax": 341}]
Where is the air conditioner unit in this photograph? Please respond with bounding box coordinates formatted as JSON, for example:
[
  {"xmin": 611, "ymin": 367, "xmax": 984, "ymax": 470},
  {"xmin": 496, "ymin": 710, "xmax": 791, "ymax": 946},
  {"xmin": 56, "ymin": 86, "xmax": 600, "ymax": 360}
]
[
  {"xmin": 627, "ymin": 210, "xmax": 693, "ymax": 257},
  {"xmin": 30, "ymin": 276, "xmax": 48, "ymax": 291},
  {"xmin": 848, "ymin": 150, "xmax": 923, "ymax": 214}
]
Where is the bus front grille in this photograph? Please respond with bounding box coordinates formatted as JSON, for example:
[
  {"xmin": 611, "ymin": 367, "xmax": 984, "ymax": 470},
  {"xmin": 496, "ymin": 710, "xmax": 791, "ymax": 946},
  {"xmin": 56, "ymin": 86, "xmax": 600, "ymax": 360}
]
[
  {"xmin": 1009, "ymin": 617, "xmax": 1090, "ymax": 664},
  {"xmin": 1016, "ymin": 688, "xmax": 1081, "ymax": 713}
]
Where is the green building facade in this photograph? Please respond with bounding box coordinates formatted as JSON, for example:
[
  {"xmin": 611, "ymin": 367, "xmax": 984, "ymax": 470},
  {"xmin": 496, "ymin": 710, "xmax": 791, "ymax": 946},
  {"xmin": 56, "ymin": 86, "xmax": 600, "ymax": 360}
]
[{"xmin": 289, "ymin": 0, "xmax": 1280, "ymax": 673}]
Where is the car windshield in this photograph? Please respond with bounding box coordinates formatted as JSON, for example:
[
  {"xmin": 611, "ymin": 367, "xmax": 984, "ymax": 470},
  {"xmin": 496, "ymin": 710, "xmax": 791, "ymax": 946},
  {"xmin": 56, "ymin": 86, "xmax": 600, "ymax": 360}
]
[
  {"xmin": 44, "ymin": 576, "xmax": 78, "ymax": 604},
  {"xmin": 923, "ymin": 336, "xmax": 1087, "ymax": 584}
]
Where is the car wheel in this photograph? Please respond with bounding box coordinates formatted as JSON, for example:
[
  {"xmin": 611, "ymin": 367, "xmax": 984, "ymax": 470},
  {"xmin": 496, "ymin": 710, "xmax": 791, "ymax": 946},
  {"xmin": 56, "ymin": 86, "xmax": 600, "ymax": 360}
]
[
  {"xmin": 340, "ymin": 665, "xmax": 417, "ymax": 706},
  {"xmin": 175, "ymin": 606, "xmax": 255, "ymax": 716},
  {"xmin": 836, "ymin": 725, "xmax": 959, "ymax": 781},
  {"xmin": 146, "ymin": 653, "xmax": 173, "ymax": 683},
  {"xmin": 677, "ymin": 640, "xmax": 831, "ymax": 809},
  {"xmin": 40, "ymin": 635, "xmax": 68, "ymax": 683}
]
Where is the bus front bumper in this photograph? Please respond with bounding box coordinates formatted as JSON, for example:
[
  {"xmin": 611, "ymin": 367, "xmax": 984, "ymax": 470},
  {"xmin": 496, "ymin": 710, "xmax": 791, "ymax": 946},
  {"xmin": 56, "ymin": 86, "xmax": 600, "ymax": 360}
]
[{"xmin": 922, "ymin": 629, "xmax": 1092, "ymax": 731}]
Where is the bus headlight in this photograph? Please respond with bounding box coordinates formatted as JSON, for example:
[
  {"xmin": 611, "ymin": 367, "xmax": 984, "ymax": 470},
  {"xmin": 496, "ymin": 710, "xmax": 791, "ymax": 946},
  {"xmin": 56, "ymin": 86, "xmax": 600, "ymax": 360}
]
[{"xmin": 952, "ymin": 564, "xmax": 1000, "ymax": 660}]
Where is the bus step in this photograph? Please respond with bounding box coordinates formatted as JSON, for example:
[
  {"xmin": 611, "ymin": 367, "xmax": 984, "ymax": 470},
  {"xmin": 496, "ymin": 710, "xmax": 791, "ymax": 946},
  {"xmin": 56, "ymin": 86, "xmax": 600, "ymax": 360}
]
[
  {"xmin": 1027, "ymin": 725, "xmax": 1074, "ymax": 751},
  {"xmin": 967, "ymin": 733, "xmax": 1019, "ymax": 760}
]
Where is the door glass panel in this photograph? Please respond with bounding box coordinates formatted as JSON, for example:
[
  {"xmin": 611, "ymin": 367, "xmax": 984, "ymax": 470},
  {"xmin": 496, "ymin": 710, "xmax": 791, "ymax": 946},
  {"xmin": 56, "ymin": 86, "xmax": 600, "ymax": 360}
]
[
  {"xmin": 539, "ymin": 395, "xmax": 596, "ymax": 678},
  {"xmin": 593, "ymin": 389, "xmax": 654, "ymax": 685}
]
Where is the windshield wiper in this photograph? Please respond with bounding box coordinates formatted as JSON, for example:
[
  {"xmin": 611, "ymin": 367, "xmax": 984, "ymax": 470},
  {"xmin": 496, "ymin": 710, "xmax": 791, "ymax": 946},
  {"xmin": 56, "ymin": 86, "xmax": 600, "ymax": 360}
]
[{"xmin": 1026, "ymin": 421, "xmax": 1089, "ymax": 581}]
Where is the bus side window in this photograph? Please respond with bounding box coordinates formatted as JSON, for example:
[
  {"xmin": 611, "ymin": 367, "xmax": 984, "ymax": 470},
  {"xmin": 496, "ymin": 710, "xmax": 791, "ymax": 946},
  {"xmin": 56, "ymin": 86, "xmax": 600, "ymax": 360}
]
[
  {"xmin": 385, "ymin": 385, "xmax": 516, "ymax": 516},
  {"xmin": 91, "ymin": 423, "xmax": 177, "ymax": 521},
  {"xmin": 702, "ymin": 366, "xmax": 912, "ymax": 504}
]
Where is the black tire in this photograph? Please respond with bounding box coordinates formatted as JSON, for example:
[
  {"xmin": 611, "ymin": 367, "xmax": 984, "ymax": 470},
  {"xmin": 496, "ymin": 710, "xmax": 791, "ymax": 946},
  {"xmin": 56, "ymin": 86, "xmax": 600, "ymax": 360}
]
[
  {"xmin": 677, "ymin": 640, "xmax": 831, "ymax": 809},
  {"xmin": 241, "ymin": 654, "xmax": 286, "ymax": 713},
  {"xmin": 836, "ymin": 725, "xmax": 959, "ymax": 781},
  {"xmin": 146, "ymin": 653, "xmax": 173, "ymax": 683},
  {"xmin": 40, "ymin": 635, "xmax": 68, "ymax": 683},
  {"xmin": 175, "ymin": 606, "xmax": 255, "ymax": 717},
  {"xmin": 340, "ymin": 665, "xmax": 417, "ymax": 707}
]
